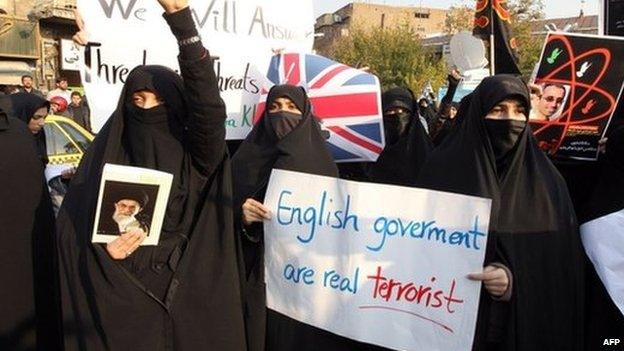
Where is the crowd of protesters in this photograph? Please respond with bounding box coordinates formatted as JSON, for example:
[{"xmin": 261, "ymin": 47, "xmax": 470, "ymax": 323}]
[{"xmin": 1, "ymin": 0, "xmax": 622, "ymax": 350}]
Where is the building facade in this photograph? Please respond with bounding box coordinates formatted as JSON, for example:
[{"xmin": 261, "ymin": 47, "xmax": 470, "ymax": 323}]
[
  {"xmin": 314, "ymin": 2, "xmax": 448, "ymax": 55},
  {"xmin": 0, "ymin": 0, "xmax": 79, "ymax": 93},
  {"xmin": 421, "ymin": 14, "xmax": 599, "ymax": 58}
]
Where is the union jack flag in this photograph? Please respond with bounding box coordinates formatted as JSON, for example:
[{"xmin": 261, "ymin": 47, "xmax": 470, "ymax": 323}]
[{"xmin": 254, "ymin": 53, "xmax": 384, "ymax": 162}]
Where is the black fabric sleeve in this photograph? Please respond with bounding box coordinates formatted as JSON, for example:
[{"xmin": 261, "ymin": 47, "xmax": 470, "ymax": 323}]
[
  {"xmin": 436, "ymin": 74, "xmax": 461, "ymax": 119},
  {"xmin": 241, "ymin": 221, "xmax": 263, "ymax": 243},
  {"xmin": 164, "ymin": 7, "xmax": 227, "ymax": 177},
  {"xmin": 163, "ymin": 7, "xmax": 204, "ymax": 61}
]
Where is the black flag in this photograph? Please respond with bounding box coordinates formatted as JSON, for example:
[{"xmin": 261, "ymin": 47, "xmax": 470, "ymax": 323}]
[{"xmin": 473, "ymin": 0, "xmax": 521, "ymax": 75}]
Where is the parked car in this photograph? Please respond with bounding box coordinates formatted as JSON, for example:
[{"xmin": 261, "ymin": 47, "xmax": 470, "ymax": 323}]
[{"xmin": 44, "ymin": 115, "xmax": 94, "ymax": 167}]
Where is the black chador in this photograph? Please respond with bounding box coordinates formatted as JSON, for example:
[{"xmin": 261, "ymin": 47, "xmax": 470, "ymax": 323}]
[
  {"xmin": 56, "ymin": 9, "xmax": 246, "ymax": 350},
  {"xmin": 233, "ymin": 85, "xmax": 390, "ymax": 351},
  {"xmin": 232, "ymin": 85, "xmax": 335, "ymax": 351},
  {"xmin": 367, "ymin": 87, "xmax": 433, "ymax": 186},
  {"xmin": 418, "ymin": 75, "xmax": 584, "ymax": 351},
  {"xmin": 0, "ymin": 112, "xmax": 61, "ymax": 350}
]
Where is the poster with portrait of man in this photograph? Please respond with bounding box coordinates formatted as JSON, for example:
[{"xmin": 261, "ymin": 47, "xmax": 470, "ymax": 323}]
[
  {"xmin": 529, "ymin": 32, "xmax": 624, "ymax": 160},
  {"xmin": 92, "ymin": 164, "xmax": 173, "ymax": 246}
]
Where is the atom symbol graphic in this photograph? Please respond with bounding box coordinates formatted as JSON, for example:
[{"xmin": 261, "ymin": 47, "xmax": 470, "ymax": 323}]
[{"xmin": 530, "ymin": 34, "xmax": 618, "ymax": 155}]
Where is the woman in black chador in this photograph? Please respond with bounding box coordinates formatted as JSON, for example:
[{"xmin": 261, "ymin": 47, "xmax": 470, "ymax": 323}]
[
  {"xmin": 56, "ymin": 1, "xmax": 246, "ymax": 350},
  {"xmin": 367, "ymin": 87, "xmax": 433, "ymax": 186},
  {"xmin": 0, "ymin": 107, "xmax": 60, "ymax": 350},
  {"xmin": 417, "ymin": 75, "xmax": 584, "ymax": 351},
  {"xmin": 233, "ymin": 85, "xmax": 388, "ymax": 351}
]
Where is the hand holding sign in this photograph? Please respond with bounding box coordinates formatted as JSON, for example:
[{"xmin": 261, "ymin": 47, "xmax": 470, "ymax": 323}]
[
  {"xmin": 468, "ymin": 265, "xmax": 510, "ymax": 298},
  {"xmin": 242, "ymin": 198, "xmax": 271, "ymax": 225},
  {"xmin": 156, "ymin": 0, "xmax": 189, "ymax": 14}
]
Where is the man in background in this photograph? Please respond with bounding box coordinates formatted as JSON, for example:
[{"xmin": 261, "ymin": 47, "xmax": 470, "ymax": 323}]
[
  {"xmin": 18, "ymin": 75, "xmax": 44, "ymax": 97},
  {"xmin": 67, "ymin": 91, "xmax": 91, "ymax": 132},
  {"xmin": 47, "ymin": 77, "xmax": 72, "ymax": 103}
]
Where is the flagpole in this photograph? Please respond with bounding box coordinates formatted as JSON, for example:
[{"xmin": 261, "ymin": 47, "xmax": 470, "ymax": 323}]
[
  {"xmin": 489, "ymin": 4, "xmax": 495, "ymax": 76},
  {"xmin": 490, "ymin": 33, "xmax": 495, "ymax": 75}
]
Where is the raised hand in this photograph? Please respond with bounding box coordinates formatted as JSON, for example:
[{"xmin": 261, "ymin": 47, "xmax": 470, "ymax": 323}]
[
  {"xmin": 156, "ymin": 0, "xmax": 189, "ymax": 14},
  {"xmin": 72, "ymin": 9, "xmax": 88, "ymax": 46}
]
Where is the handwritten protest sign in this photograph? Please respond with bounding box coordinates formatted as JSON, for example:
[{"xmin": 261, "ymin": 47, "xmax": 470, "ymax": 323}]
[
  {"xmin": 77, "ymin": 0, "xmax": 314, "ymax": 136},
  {"xmin": 263, "ymin": 169, "xmax": 492, "ymax": 351},
  {"xmin": 529, "ymin": 32, "xmax": 624, "ymax": 160}
]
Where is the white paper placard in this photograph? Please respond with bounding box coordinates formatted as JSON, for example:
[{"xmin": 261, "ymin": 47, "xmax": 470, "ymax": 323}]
[{"xmin": 263, "ymin": 169, "xmax": 492, "ymax": 351}]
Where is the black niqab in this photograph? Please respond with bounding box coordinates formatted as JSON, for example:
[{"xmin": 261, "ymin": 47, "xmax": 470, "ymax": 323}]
[
  {"xmin": 265, "ymin": 85, "xmax": 306, "ymax": 139},
  {"xmin": 381, "ymin": 87, "xmax": 414, "ymax": 145},
  {"xmin": 367, "ymin": 87, "xmax": 433, "ymax": 186},
  {"xmin": 418, "ymin": 75, "xmax": 584, "ymax": 350}
]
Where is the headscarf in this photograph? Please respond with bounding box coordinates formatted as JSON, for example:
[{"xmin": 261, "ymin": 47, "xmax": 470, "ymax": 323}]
[
  {"xmin": 232, "ymin": 84, "xmax": 337, "ymax": 209},
  {"xmin": 418, "ymin": 75, "xmax": 584, "ymax": 350},
  {"xmin": 265, "ymin": 85, "xmax": 306, "ymax": 139},
  {"xmin": 56, "ymin": 64, "xmax": 246, "ymax": 350},
  {"xmin": 367, "ymin": 87, "xmax": 433, "ymax": 186},
  {"xmin": 431, "ymin": 94, "xmax": 472, "ymax": 146},
  {"xmin": 0, "ymin": 93, "xmax": 50, "ymax": 163},
  {"xmin": 381, "ymin": 87, "xmax": 414, "ymax": 145},
  {"xmin": 417, "ymin": 97, "xmax": 436, "ymax": 124}
]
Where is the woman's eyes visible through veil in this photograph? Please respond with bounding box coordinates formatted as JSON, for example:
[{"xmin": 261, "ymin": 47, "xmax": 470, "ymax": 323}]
[
  {"xmin": 486, "ymin": 99, "xmax": 527, "ymax": 120},
  {"xmin": 132, "ymin": 95, "xmax": 145, "ymax": 106},
  {"xmin": 267, "ymin": 97, "xmax": 302, "ymax": 115},
  {"xmin": 131, "ymin": 90, "xmax": 163, "ymax": 109}
]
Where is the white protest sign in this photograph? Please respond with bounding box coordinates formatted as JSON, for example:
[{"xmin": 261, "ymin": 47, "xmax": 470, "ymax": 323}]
[
  {"xmin": 448, "ymin": 31, "xmax": 490, "ymax": 101},
  {"xmin": 580, "ymin": 208, "xmax": 624, "ymax": 317},
  {"xmin": 450, "ymin": 31, "xmax": 488, "ymax": 73},
  {"xmin": 77, "ymin": 0, "xmax": 314, "ymax": 136},
  {"xmin": 263, "ymin": 169, "xmax": 492, "ymax": 351}
]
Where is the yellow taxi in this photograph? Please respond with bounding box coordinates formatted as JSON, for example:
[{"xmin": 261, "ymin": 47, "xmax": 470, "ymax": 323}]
[{"xmin": 44, "ymin": 115, "xmax": 94, "ymax": 167}]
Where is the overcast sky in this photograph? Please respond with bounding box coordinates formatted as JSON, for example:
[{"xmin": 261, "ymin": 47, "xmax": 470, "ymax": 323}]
[{"xmin": 313, "ymin": 0, "xmax": 600, "ymax": 19}]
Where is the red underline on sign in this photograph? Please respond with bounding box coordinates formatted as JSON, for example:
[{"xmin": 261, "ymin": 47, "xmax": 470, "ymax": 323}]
[{"xmin": 358, "ymin": 305, "xmax": 454, "ymax": 334}]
